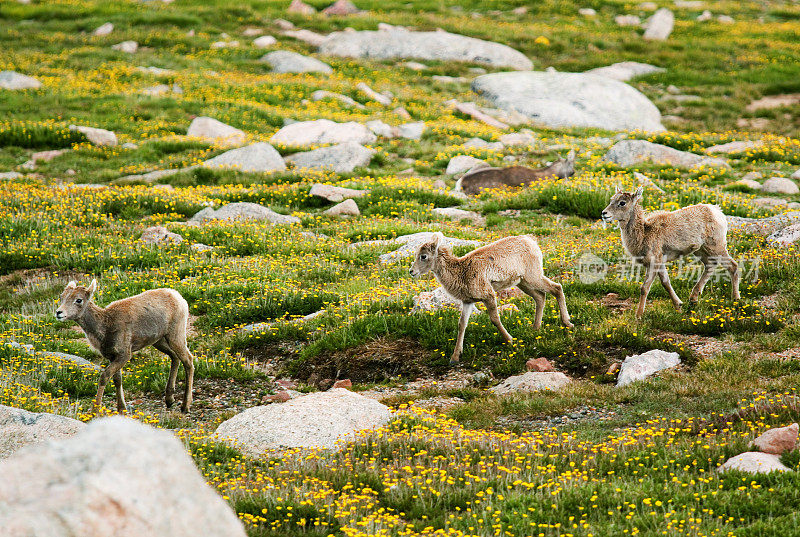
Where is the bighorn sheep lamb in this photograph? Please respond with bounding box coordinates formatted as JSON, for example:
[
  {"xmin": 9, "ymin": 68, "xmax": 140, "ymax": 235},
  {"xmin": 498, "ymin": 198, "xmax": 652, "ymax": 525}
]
[
  {"xmin": 601, "ymin": 187, "xmax": 740, "ymax": 318},
  {"xmin": 56, "ymin": 280, "xmax": 195, "ymax": 413},
  {"xmin": 410, "ymin": 233, "xmax": 573, "ymax": 365},
  {"xmin": 457, "ymin": 150, "xmax": 575, "ymax": 196}
]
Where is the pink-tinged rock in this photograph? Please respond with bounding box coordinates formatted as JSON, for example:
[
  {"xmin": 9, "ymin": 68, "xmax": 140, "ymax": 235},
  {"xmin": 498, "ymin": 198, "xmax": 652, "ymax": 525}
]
[
  {"xmin": 750, "ymin": 423, "xmax": 799, "ymax": 455},
  {"xmin": 322, "ymin": 0, "xmax": 361, "ymax": 15},
  {"xmin": 263, "ymin": 391, "xmax": 291, "ymax": 403},
  {"xmin": 276, "ymin": 379, "xmax": 298, "ymax": 389},
  {"xmin": 332, "ymin": 379, "xmax": 352, "ymax": 389},
  {"xmin": 717, "ymin": 452, "xmax": 790, "ymax": 474},
  {"xmin": 526, "ymin": 357, "xmax": 555, "ymax": 372},
  {"xmin": 288, "ymin": 0, "xmax": 316, "ymax": 14}
]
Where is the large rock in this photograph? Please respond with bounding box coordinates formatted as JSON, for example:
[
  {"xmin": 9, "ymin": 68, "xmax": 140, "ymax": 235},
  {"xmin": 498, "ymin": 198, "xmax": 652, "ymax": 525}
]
[
  {"xmin": 717, "ymin": 452, "xmax": 790, "ymax": 474},
  {"xmin": 112, "ymin": 40, "xmax": 138, "ymax": 53},
  {"xmin": 411, "ymin": 286, "xmax": 463, "ymax": 313},
  {"xmin": 750, "ymin": 423, "xmax": 799, "ymax": 455},
  {"xmin": 309, "ymin": 183, "xmax": 369, "ymax": 202},
  {"xmin": 140, "ymin": 226, "xmax": 184, "ymax": 245},
  {"xmin": 727, "ymin": 212, "xmax": 800, "ymax": 237},
  {"xmin": 93, "ymin": 22, "xmax": 113, "ymax": 36},
  {"xmin": 44, "ymin": 351, "xmax": 102, "ymax": 371},
  {"xmin": 490, "ymin": 372, "xmax": 571, "ymax": 395},
  {"xmin": 585, "ymin": 61, "xmax": 665, "ymax": 81},
  {"xmin": 285, "ymin": 142, "xmax": 375, "ymax": 172},
  {"xmin": 270, "ymin": 119, "xmax": 376, "ymax": 146},
  {"xmin": 260, "ymin": 50, "xmax": 333, "ymax": 74},
  {"xmin": 0, "ymin": 405, "xmax": 85, "ymax": 459},
  {"xmin": 446, "ymin": 155, "xmax": 489, "ymax": 175},
  {"xmin": 253, "ymin": 35, "xmax": 277, "ymax": 48},
  {"xmin": 472, "ymin": 72, "xmax": 665, "ymax": 132},
  {"xmin": 283, "ymin": 29, "xmax": 327, "ymax": 46},
  {"xmin": 432, "ymin": 207, "xmax": 486, "ymax": 226},
  {"xmin": 318, "ymin": 29, "xmax": 533, "ymax": 70},
  {"xmin": 761, "ymin": 177, "xmax": 799, "ymax": 195},
  {"xmin": 706, "ymin": 140, "xmax": 763, "ymax": 154},
  {"xmin": 792, "ymin": 169, "xmax": 800, "ymax": 181},
  {"xmin": 397, "ymin": 121, "xmax": 426, "ymax": 140},
  {"xmin": 202, "ymin": 142, "xmax": 286, "ymax": 173},
  {"xmin": 187, "ymin": 117, "xmax": 246, "ymax": 146},
  {"xmin": 616, "ymin": 349, "xmax": 680, "ymax": 387},
  {"xmin": 603, "ymin": 140, "xmax": 730, "ymax": 168},
  {"xmin": 768, "ymin": 223, "xmax": 800, "ymax": 246},
  {"xmin": 0, "ymin": 417, "xmax": 246, "ymax": 536},
  {"xmin": 643, "ymin": 8, "xmax": 675, "ymax": 40},
  {"xmin": 214, "ymin": 389, "xmax": 391, "ymax": 454},
  {"xmin": 324, "ymin": 198, "xmax": 360, "ymax": 216},
  {"xmin": 0, "ymin": 70, "xmax": 42, "ymax": 90},
  {"xmin": 68, "ymin": 125, "xmax": 117, "ymax": 146},
  {"xmin": 379, "ymin": 232, "xmax": 480, "ymax": 264},
  {"xmin": 189, "ymin": 202, "xmax": 300, "ymax": 225}
]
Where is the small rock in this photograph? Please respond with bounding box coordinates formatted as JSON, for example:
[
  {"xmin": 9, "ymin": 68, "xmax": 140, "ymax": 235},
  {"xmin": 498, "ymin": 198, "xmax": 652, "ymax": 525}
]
[
  {"xmin": 121, "ymin": 142, "xmax": 139, "ymax": 150},
  {"xmin": 373, "ymin": 232, "xmax": 481, "ymax": 264},
  {"xmin": 69, "ymin": 125, "xmax": 117, "ymax": 146},
  {"xmin": 403, "ymin": 61, "xmax": 428, "ymax": 70},
  {"xmin": 736, "ymin": 179, "xmax": 762, "ymax": 190},
  {"xmin": 432, "ymin": 207, "xmax": 485, "ymax": 226},
  {"xmin": 287, "ymin": 0, "xmax": 316, "ymax": 14},
  {"xmin": 188, "ymin": 117, "xmax": 246, "ymax": 146},
  {"xmin": 499, "ymin": 130, "xmax": 538, "ymax": 146},
  {"xmin": 191, "ymin": 243, "xmax": 214, "ymax": 252},
  {"xmin": 696, "ymin": 10, "xmax": 713, "ymax": 21},
  {"xmin": 603, "ymin": 139, "xmax": 729, "ymax": 169},
  {"xmin": 211, "ymin": 40, "xmax": 239, "ymax": 49},
  {"xmin": 526, "ymin": 357, "xmax": 555, "ymax": 372},
  {"xmin": 397, "ymin": 121, "xmax": 425, "ymax": 140},
  {"xmin": 366, "ymin": 119, "xmax": 396, "ymax": 138},
  {"xmin": 253, "ymin": 35, "xmax": 277, "ymax": 48},
  {"xmin": 463, "ymin": 137, "xmax": 503, "ymax": 151},
  {"xmin": 791, "ymin": 169, "xmax": 800, "ymax": 180},
  {"xmin": 270, "ymin": 119, "xmax": 376, "ymax": 146},
  {"xmin": 606, "ymin": 362, "xmax": 621, "ymax": 375},
  {"xmin": 310, "ymin": 183, "xmax": 369, "ymax": 202},
  {"xmin": 140, "ymin": 226, "xmax": 183, "ymax": 245},
  {"xmin": 643, "ymin": 8, "xmax": 674, "ymax": 41},
  {"xmin": 717, "ymin": 452, "xmax": 790, "ymax": 474},
  {"xmin": 586, "ymin": 61, "xmax": 665, "ymax": 82},
  {"xmin": 242, "ymin": 28, "xmax": 263, "ymax": 37},
  {"xmin": 356, "ymin": 82, "xmax": 392, "ymax": 105},
  {"xmin": 189, "ymin": 202, "xmax": 300, "ymax": 225},
  {"xmin": 768, "ymin": 223, "xmax": 800, "ymax": 246},
  {"xmin": 393, "ymin": 106, "xmax": 412, "ymax": 120},
  {"xmin": 746, "ymin": 94, "xmax": 800, "ymax": 112},
  {"xmin": 312, "ymin": 90, "xmax": 365, "ymax": 109},
  {"xmin": 615, "ymin": 15, "xmax": 641, "ymax": 26},
  {"xmin": 717, "ymin": 14, "xmax": 734, "ymax": 24},
  {"xmin": 761, "ymin": 177, "xmax": 799, "ymax": 195},
  {"xmin": 616, "ymin": 349, "xmax": 680, "ymax": 387},
  {"xmin": 286, "ymin": 142, "xmax": 375, "ymax": 173},
  {"xmin": 578, "ymin": 8, "xmax": 596, "ymax": 16},
  {"xmin": 282, "ymin": 29, "xmax": 327, "ymax": 46},
  {"xmin": 112, "ymin": 40, "xmax": 138, "ymax": 53},
  {"xmin": 332, "ymin": 379, "xmax": 353, "ymax": 389},
  {"xmin": 202, "ymin": 142, "xmax": 286, "ymax": 173},
  {"xmin": 446, "ymin": 155, "xmax": 489, "ymax": 175},
  {"xmin": 750, "ymin": 423, "xmax": 799, "ymax": 455},
  {"xmin": 752, "ymin": 197, "xmax": 787, "ymax": 208},
  {"xmin": 93, "ymin": 22, "xmax": 113, "ymax": 36},
  {"xmin": 322, "ymin": 0, "xmax": 362, "ymax": 15},
  {"xmin": 490, "ymin": 372, "xmax": 571, "ymax": 395},
  {"xmin": 260, "ymin": 50, "xmax": 332, "ymax": 74},
  {"xmin": 274, "ymin": 18, "xmax": 296, "ymax": 30},
  {"xmin": 742, "ymin": 171, "xmax": 764, "ymax": 181},
  {"xmin": 0, "ymin": 171, "xmax": 23, "ymax": 179},
  {"xmin": 324, "ymin": 198, "xmax": 360, "ymax": 216},
  {"xmin": 263, "ymin": 391, "xmax": 291, "ymax": 403}
]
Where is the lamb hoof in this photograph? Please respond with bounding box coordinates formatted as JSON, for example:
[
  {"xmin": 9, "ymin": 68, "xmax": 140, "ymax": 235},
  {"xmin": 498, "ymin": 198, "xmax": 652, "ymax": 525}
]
[
  {"xmin": 180, "ymin": 406, "xmax": 189, "ymax": 414},
  {"xmin": 449, "ymin": 356, "xmax": 460, "ymax": 366}
]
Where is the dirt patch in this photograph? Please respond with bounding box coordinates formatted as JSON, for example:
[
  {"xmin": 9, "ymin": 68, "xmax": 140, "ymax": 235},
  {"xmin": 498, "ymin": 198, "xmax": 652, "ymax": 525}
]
[
  {"xmin": 290, "ymin": 337, "xmax": 445, "ymax": 383},
  {"xmin": 597, "ymin": 292, "xmax": 633, "ymax": 310},
  {"xmin": 656, "ymin": 330, "xmax": 736, "ymax": 361}
]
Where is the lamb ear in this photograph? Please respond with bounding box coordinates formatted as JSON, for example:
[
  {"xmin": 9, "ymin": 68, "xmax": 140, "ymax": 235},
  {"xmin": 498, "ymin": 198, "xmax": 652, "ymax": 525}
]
[
  {"xmin": 566, "ymin": 149, "xmax": 576, "ymax": 163},
  {"xmin": 87, "ymin": 279, "xmax": 97, "ymax": 296},
  {"xmin": 633, "ymin": 186, "xmax": 644, "ymax": 200},
  {"xmin": 66, "ymin": 280, "xmax": 77, "ymax": 289},
  {"xmin": 614, "ymin": 184, "xmax": 622, "ymax": 194},
  {"xmin": 430, "ymin": 232, "xmax": 444, "ymax": 251}
]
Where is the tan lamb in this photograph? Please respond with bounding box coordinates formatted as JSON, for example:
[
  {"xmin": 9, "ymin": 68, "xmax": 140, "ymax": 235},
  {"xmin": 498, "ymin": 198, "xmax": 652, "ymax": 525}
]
[
  {"xmin": 601, "ymin": 186, "xmax": 740, "ymax": 318},
  {"xmin": 410, "ymin": 233, "xmax": 573, "ymax": 365},
  {"xmin": 56, "ymin": 280, "xmax": 195, "ymax": 413}
]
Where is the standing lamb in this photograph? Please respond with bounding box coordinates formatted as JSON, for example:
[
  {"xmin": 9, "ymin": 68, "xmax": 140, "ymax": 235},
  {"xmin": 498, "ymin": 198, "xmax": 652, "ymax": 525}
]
[
  {"xmin": 55, "ymin": 280, "xmax": 195, "ymax": 413},
  {"xmin": 601, "ymin": 186, "xmax": 740, "ymax": 318},
  {"xmin": 410, "ymin": 233, "xmax": 573, "ymax": 365}
]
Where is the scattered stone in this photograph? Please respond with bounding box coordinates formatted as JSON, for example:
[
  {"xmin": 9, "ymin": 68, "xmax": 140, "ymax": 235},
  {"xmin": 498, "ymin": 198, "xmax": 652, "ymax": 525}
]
[
  {"xmin": 242, "ymin": 27, "xmax": 263, "ymax": 37},
  {"xmin": 432, "ymin": 75, "xmax": 468, "ymax": 84},
  {"xmin": 586, "ymin": 62, "xmax": 665, "ymax": 82},
  {"xmin": 43, "ymin": 350, "xmax": 102, "ymax": 370},
  {"xmin": 274, "ymin": 18, "xmax": 296, "ymax": 30},
  {"xmin": 318, "ymin": 29, "xmax": 533, "ymax": 70},
  {"xmin": 726, "ymin": 212, "xmax": 800, "ymax": 236},
  {"xmin": 191, "ymin": 243, "xmax": 214, "ymax": 252},
  {"xmin": 393, "ymin": 106, "xmax": 412, "ymax": 120},
  {"xmin": 366, "ymin": 119, "xmax": 396, "ymax": 138},
  {"xmin": 288, "ymin": 0, "xmax": 316, "ymax": 14},
  {"xmin": 526, "ymin": 357, "xmax": 555, "ymax": 372},
  {"xmin": 0, "ymin": 417, "xmax": 247, "ymax": 536},
  {"xmin": 446, "ymin": 155, "xmax": 489, "ymax": 175},
  {"xmin": 616, "ymin": 349, "xmax": 680, "ymax": 387},
  {"xmin": 512, "ymin": 6, "xmax": 528, "ymax": 15},
  {"xmin": 215, "ymin": 389, "xmax": 391, "ymax": 454},
  {"xmin": 113, "ymin": 167, "xmax": 191, "ymax": 185},
  {"xmin": 397, "ymin": 121, "xmax": 426, "ymax": 140},
  {"xmin": 136, "ymin": 66, "xmax": 175, "ymax": 76},
  {"xmin": 402, "ymin": 61, "xmax": 428, "ymax": 70},
  {"xmin": 140, "ymin": 226, "xmax": 183, "ymax": 245},
  {"xmin": 312, "ymin": 90, "xmax": 365, "ymax": 109},
  {"xmin": 324, "ymin": 198, "xmax": 360, "ymax": 216},
  {"xmin": 499, "ymin": 130, "xmax": 537, "ymax": 146},
  {"xmin": 332, "ymin": 379, "xmax": 353, "ymax": 389},
  {"xmin": 68, "ymin": 125, "xmax": 117, "ymax": 146},
  {"xmin": 189, "ymin": 202, "xmax": 300, "ymax": 225},
  {"xmin": 640, "ymin": 2, "xmax": 658, "ymax": 10},
  {"xmin": 752, "ymin": 197, "xmax": 786, "ymax": 208},
  {"xmin": 606, "ymin": 362, "xmax": 622, "ymax": 375},
  {"xmin": 30, "ymin": 149, "xmax": 67, "ymax": 163},
  {"xmin": 742, "ymin": 171, "xmax": 764, "ymax": 181},
  {"xmin": 309, "ymin": 183, "xmax": 369, "ymax": 202},
  {"xmin": 202, "ymin": 142, "xmax": 286, "ymax": 173},
  {"xmin": 253, "ymin": 35, "xmax": 277, "ymax": 48},
  {"xmin": 376, "ymin": 232, "xmax": 481, "ymax": 264},
  {"xmin": 112, "ymin": 40, "xmax": 138, "ymax": 53},
  {"xmin": 706, "ymin": 140, "xmax": 763, "ymax": 154},
  {"xmin": 792, "ymin": 169, "xmax": 800, "ymax": 180},
  {"xmin": 735, "ymin": 179, "xmax": 762, "ymax": 190},
  {"xmin": 93, "ymin": 22, "xmax": 113, "ymax": 36},
  {"xmin": 446, "ymin": 100, "xmax": 510, "ymax": 129},
  {"xmin": 634, "ymin": 171, "xmax": 665, "ymax": 193},
  {"xmin": 432, "ymin": 207, "xmax": 485, "ymax": 226},
  {"xmin": 490, "ymin": 372, "xmax": 571, "ymax": 395},
  {"xmin": 0, "ymin": 171, "xmax": 22, "ymax": 179},
  {"xmin": 472, "ymin": 72, "xmax": 665, "ymax": 132},
  {"xmin": 411, "ymin": 286, "xmax": 463, "ymax": 313},
  {"xmin": 578, "ymin": 8, "xmax": 596, "ymax": 16},
  {"xmin": 768, "ymin": 223, "xmax": 800, "ymax": 246},
  {"xmin": 602, "ymin": 140, "xmax": 729, "ymax": 168},
  {"xmin": 463, "ymin": 138, "xmax": 503, "ymax": 151},
  {"xmin": 322, "ymin": 0, "xmax": 361, "ymax": 15},
  {"xmin": 282, "ymin": 29, "xmax": 327, "ymax": 46},
  {"xmin": 0, "ymin": 405, "xmax": 85, "ymax": 459},
  {"xmin": 761, "ymin": 177, "xmax": 799, "ymax": 195},
  {"xmin": 615, "ymin": 15, "xmax": 641, "ymax": 26},
  {"xmin": 211, "ymin": 40, "xmax": 239, "ymax": 49},
  {"xmin": 270, "ymin": 119, "xmax": 376, "ymax": 146},
  {"xmin": 717, "ymin": 14, "xmax": 734, "ymax": 24},
  {"xmin": 643, "ymin": 8, "xmax": 675, "ymax": 40},
  {"xmin": 264, "ymin": 391, "xmax": 291, "ymax": 403},
  {"xmin": 696, "ymin": 10, "xmax": 713, "ymax": 21},
  {"xmin": 674, "ymin": 0, "xmax": 704, "ymax": 7},
  {"xmin": 141, "ymin": 83, "xmax": 182, "ymax": 96},
  {"xmin": 356, "ymin": 82, "xmax": 392, "ymax": 105},
  {"xmin": 260, "ymin": 50, "xmax": 332, "ymax": 73},
  {"xmin": 717, "ymin": 452, "xmax": 790, "ymax": 474},
  {"xmin": 286, "ymin": 142, "xmax": 375, "ymax": 173},
  {"xmin": 746, "ymin": 93, "xmax": 800, "ymax": 112},
  {"xmin": 750, "ymin": 423, "xmax": 799, "ymax": 455},
  {"xmin": 187, "ymin": 116, "xmax": 246, "ymax": 146}
]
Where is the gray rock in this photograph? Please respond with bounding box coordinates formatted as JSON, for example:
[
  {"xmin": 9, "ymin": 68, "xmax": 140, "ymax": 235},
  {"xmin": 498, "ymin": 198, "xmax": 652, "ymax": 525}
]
[
  {"xmin": 260, "ymin": 50, "xmax": 332, "ymax": 74},
  {"xmin": 210, "ymin": 40, "xmax": 239, "ymax": 49},
  {"xmin": 141, "ymin": 83, "xmax": 182, "ymax": 96},
  {"xmin": 191, "ymin": 243, "xmax": 215, "ymax": 252},
  {"xmin": 761, "ymin": 177, "xmax": 799, "ymax": 195},
  {"xmin": 282, "ymin": 29, "xmax": 327, "ymax": 46},
  {"xmin": 202, "ymin": 142, "xmax": 286, "ymax": 173},
  {"xmin": 752, "ymin": 197, "xmax": 787, "ymax": 208},
  {"xmin": 189, "ymin": 202, "xmax": 300, "ymax": 225},
  {"xmin": 706, "ymin": 140, "xmax": 763, "ymax": 154},
  {"xmin": 717, "ymin": 452, "xmax": 790, "ymax": 474},
  {"xmin": 616, "ymin": 349, "xmax": 680, "ymax": 387},
  {"xmin": 252, "ymin": 35, "xmax": 277, "ymax": 48},
  {"xmin": 727, "ymin": 212, "xmax": 800, "ymax": 236},
  {"xmin": 0, "ymin": 171, "xmax": 23, "ymax": 179},
  {"xmin": 603, "ymin": 140, "xmax": 730, "ymax": 168},
  {"xmin": 68, "ymin": 125, "xmax": 117, "ymax": 146},
  {"xmin": 742, "ymin": 171, "xmax": 764, "ymax": 181},
  {"xmin": 140, "ymin": 226, "xmax": 184, "ymax": 245},
  {"xmin": 585, "ymin": 61, "xmax": 665, "ymax": 81},
  {"xmin": 114, "ymin": 167, "xmax": 194, "ymax": 185},
  {"xmin": 93, "ymin": 22, "xmax": 113, "ymax": 36},
  {"xmin": 446, "ymin": 155, "xmax": 489, "ymax": 175},
  {"xmin": 356, "ymin": 82, "xmax": 392, "ymax": 105},
  {"xmin": 112, "ymin": 40, "xmax": 138, "ymax": 53},
  {"xmin": 615, "ymin": 14, "xmax": 641, "ymax": 26},
  {"xmin": 214, "ymin": 389, "xmax": 391, "ymax": 454},
  {"xmin": 324, "ymin": 198, "xmax": 360, "ymax": 216},
  {"xmin": 378, "ymin": 232, "xmax": 481, "ymax": 264},
  {"xmin": 187, "ymin": 117, "xmax": 246, "ymax": 146},
  {"xmin": 643, "ymin": 8, "xmax": 674, "ymax": 40},
  {"xmin": 136, "ymin": 66, "xmax": 175, "ymax": 76},
  {"xmin": 0, "ymin": 405, "xmax": 85, "ymax": 459},
  {"xmin": 286, "ymin": 142, "xmax": 375, "ymax": 173},
  {"xmin": 318, "ymin": 29, "xmax": 532, "ymax": 70},
  {"xmin": 0, "ymin": 417, "xmax": 246, "ymax": 536},
  {"xmin": 463, "ymin": 138, "xmax": 503, "ymax": 151},
  {"xmin": 397, "ymin": 121, "xmax": 426, "ymax": 140},
  {"xmin": 43, "ymin": 351, "xmax": 102, "ymax": 371},
  {"xmin": 312, "ymin": 90, "xmax": 365, "ymax": 109},
  {"xmin": 792, "ymin": 169, "xmax": 800, "ymax": 181},
  {"xmin": 490, "ymin": 372, "xmax": 571, "ymax": 395},
  {"xmin": 499, "ymin": 130, "xmax": 538, "ymax": 146},
  {"xmin": 0, "ymin": 70, "xmax": 42, "ymax": 90},
  {"xmin": 768, "ymin": 223, "xmax": 800, "ymax": 246},
  {"xmin": 270, "ymin": 119, "xmax": 376, "ymax": 146},
  {"xmin": 432, "ymin": 207, "xmax": 486, "ymax": 226},
  {"xmin": 309, "ymin": 183, "xmax": 369, "ymax": 202},
  {"xmin": 402, "ymin": 61, "xmax": 428, "ymax": 70},
  {"xmin": 472, "ymin": 72, "xmax": 665, "ymax": 132},
  {"xmin": 287, "ymin": 0, "xmax": 316, "ymax": 14},
  {"xmin": 366, "ymin": 119, "xmax": 396, "ymax": 138},
  {"xmin": 411, "ymin": 286, "xmax": 464, "ymax": 313}
]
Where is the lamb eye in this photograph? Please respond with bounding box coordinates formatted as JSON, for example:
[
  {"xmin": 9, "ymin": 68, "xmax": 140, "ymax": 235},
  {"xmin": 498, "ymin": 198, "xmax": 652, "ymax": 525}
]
[
  {"xmin": 618, "ymin": 201, "xmax": 626, "ymax": 207},
  {"xmin": 421, "ymin": 254, "xmax": 428, "ymax": 260},
  {"xmin": 75, "ymin": 299, "xmax": 82, "ymax": 304}
]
